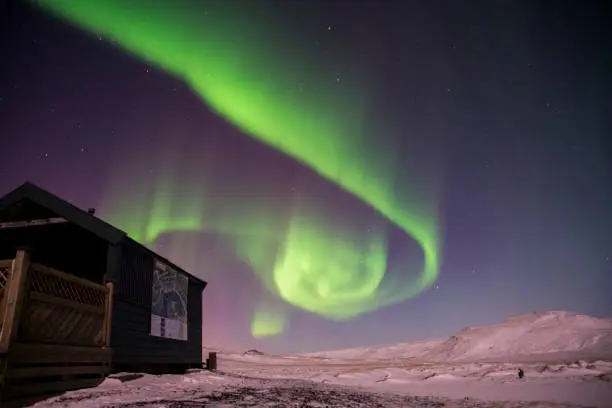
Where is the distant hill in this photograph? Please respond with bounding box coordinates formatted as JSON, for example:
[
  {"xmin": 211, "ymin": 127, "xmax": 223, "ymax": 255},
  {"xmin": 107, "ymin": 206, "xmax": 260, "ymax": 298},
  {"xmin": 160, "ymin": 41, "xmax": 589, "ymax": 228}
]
[
  {"xmin": 243, "ymin": 349, "xmax": 265, "ymax": 356},
  {"xmin": 307, "ymin": 310, "xmax": 612, "ymax": 363}
]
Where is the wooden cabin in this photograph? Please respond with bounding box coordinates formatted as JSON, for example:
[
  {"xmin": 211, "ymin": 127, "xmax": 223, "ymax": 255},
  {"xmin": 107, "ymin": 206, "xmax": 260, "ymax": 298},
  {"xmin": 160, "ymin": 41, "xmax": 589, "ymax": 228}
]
[{"xmin": 0, "ymin": 182, "xmax": 207, "ymax": 400}]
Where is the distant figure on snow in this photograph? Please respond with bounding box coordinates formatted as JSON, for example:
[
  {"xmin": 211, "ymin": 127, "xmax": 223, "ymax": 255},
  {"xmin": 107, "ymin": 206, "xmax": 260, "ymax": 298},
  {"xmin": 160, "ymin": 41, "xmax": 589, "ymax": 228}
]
[{"xmin": 518, "ymin": 368, "xmax": 524, "ymax": 379}]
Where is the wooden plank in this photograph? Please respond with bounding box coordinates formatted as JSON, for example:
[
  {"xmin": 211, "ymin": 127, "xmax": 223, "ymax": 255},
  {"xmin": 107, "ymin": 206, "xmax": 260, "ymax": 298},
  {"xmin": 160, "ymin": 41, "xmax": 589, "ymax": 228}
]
[
  {"xmin": 103, "ymin": 282, "xmax": 114, "ymax": 347},
  {"xmin": 0, "ymin": 217, "xmax": 67, "ymax": 230},
  {"xmin": 0, "ymin": 353, "xmax": 7, "ymax": 393},
  {"xmin": 28, "ymin": 292, "xmax": 105, "ymax": 315},
  {"xmin": 9, "ymin": 343, "xmax": 111, "ymax": 364},
  {"xmin": 5, "ymin": 377, "xmax": 104, "ymax": 398},
  {"xmin": 0, "ymin": 250, "xmax": 31, "ymax": 354},
  {"xmin": 8, "ymin": 364, "xmax": 110, "ymax": 379},
  {"xmin": 17, "ymin": 333, "xmax": 105, "ymax": 348},
  {"xmin": 32, "ymin": 263, "xmax": 107, "ymax": 292}
]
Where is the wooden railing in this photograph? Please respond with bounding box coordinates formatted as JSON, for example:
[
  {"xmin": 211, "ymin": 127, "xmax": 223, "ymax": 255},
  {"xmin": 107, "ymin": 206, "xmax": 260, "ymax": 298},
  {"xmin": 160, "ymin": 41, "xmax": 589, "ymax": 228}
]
[
  {"xmin": 0, "ymin": 260, "xmax": 10, "ymax": 292},
  {"xmin": 20, "ymin": 263, "xmax": 113, "ymax": 347},
  {"xmin": 0, "ymin": 250, "xmax": 114, "ymax": 351},
  {"xmin": 0, "ymin": 250, "xmax": 114, "ymax": 400},
  {"xmin": 0, "ymin": 260, "xmax": 12, "ymax": 329}
]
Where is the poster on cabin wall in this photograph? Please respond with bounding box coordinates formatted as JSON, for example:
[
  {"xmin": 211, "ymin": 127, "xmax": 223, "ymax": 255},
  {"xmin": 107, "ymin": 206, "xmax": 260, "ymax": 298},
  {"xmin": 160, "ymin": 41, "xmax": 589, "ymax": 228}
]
[{"xmin": 150, "ymin": 259, "xmax": 188, "ymax": 341}]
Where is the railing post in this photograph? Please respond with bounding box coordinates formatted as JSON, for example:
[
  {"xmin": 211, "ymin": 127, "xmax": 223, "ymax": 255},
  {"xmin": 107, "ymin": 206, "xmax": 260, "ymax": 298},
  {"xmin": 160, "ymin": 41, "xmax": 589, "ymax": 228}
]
[
  {"xmin": 0, "ymin": 249, "xmax": 31, "ymax": 353},
  {"xmin": 103, "ymin": 282, "xmax": 114, "ymax": 347},
  {"xmin": 207, "ymin": 352, "xmax": 217, "ymax": 370}
]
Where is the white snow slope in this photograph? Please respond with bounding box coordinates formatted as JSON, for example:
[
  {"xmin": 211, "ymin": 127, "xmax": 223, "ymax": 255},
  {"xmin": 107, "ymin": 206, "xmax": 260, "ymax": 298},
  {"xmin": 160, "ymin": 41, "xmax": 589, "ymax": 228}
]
[
  {"xmin": 25, "ymin": 310, "xmax": 612, "ymax": 408},
  {"xmin": 308, "ymin": 310, "xmax": 612, "ymax": 363}
]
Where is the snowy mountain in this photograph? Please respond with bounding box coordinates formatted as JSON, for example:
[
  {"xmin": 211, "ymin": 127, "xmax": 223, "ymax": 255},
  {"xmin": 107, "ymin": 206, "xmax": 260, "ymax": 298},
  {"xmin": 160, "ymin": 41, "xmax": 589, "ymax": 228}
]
[{"xmin": 308, "ymin": 310, "xmax": 612, "ymax": 363}]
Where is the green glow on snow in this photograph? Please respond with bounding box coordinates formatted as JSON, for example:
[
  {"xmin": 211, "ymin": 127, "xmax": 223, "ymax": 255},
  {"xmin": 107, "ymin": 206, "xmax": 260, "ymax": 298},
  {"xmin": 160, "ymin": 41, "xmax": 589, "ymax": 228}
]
[{"xmin": 33, "ymin": 0, "xmax": 442, "ymax": 337}]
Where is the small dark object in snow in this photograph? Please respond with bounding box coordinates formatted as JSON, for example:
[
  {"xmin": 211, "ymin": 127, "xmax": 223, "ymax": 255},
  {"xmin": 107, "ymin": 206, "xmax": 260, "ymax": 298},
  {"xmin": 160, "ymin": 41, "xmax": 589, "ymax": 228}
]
[
  {"xmin": 518, "ymin": 368, "xmax": 524, "ymax": 379},
  {"xmin": 107, "ymin": 372, "xmax": 144, "ymax": 383}
]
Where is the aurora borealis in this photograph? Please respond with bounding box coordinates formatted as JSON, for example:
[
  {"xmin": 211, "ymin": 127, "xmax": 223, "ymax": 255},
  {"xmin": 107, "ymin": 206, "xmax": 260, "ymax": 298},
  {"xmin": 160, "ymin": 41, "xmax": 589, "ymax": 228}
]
[
  {"xmin": 2, "ymin": 0, "xmax": 612, "ymax": 353},
  {"xmin": 28, "ymin": 0, "xmax": 443, "ymax": 337}
]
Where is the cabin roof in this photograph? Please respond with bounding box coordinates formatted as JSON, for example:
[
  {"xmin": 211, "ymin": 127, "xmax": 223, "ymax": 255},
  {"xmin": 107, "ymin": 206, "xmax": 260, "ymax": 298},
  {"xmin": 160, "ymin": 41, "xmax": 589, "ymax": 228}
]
[{"xmin": 0, "ymin": 182, "xmax": 207, "ymax": 287}]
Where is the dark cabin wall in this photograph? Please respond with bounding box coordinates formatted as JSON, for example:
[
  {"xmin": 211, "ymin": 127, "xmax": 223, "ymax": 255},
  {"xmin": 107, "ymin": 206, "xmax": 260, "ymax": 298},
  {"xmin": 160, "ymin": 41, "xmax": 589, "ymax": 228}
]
[
  {"xmin": 0, "ymin": 222, "xmax": 108, "ymax": 283},
  {"xmin": 109, "ymin": 239, "xmax": 204, "ymax": 367}
]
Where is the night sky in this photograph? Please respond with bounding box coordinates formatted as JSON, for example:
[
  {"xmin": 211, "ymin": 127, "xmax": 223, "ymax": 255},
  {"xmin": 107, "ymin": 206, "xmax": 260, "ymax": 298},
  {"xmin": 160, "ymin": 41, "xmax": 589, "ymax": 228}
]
[{"xmin": 1, "ymin": 0, "xmax": 611, "ymax": 354}]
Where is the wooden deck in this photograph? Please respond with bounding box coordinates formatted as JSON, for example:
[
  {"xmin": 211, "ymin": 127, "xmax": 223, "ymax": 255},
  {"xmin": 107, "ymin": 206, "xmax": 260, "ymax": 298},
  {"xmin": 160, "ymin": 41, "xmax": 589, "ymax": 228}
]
[{"xmin": 0, "ymin": 249, "xmax": 114, "ymax": 401}]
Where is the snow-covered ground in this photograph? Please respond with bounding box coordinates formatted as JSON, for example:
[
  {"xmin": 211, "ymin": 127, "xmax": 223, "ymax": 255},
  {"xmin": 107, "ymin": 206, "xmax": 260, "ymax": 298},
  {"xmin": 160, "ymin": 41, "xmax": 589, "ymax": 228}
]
[
  {"xmin": 28, "ymin": 356, "xmax": 612, "ymax": 408},
  {"xmin": 27, "ymin": 310, "xmax": 612, "ymax": 408}
]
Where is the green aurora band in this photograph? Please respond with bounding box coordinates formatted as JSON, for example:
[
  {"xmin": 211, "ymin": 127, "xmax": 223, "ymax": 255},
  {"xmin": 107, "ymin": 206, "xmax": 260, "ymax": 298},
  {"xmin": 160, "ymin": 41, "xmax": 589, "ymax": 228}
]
[{"xmin": 33, "ymin": 0, "xmax": 442, "ymax": 338}]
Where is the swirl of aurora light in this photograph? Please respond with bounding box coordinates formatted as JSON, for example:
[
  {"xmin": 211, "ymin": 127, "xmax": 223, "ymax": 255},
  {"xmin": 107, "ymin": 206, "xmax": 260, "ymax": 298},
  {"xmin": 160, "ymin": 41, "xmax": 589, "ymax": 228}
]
[{"xmin": 32, "ymin": 0, "xmax": 442, "ymax": 338}]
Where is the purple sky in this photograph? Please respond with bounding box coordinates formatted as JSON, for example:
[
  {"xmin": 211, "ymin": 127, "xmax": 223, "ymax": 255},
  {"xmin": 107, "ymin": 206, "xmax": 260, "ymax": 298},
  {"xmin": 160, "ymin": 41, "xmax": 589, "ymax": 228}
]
[{"xmin": 1, "ymin": 0, "xmax": 611, "ymax": 353}]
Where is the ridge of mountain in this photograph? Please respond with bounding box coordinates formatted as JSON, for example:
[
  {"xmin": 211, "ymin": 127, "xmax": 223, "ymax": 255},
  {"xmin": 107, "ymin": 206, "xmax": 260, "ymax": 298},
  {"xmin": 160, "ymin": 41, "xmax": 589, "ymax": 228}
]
[{"xmin": 306, "ymin": 310, "xmax": 612, "ymax": 363}]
